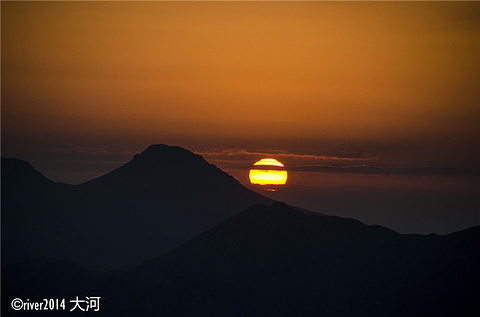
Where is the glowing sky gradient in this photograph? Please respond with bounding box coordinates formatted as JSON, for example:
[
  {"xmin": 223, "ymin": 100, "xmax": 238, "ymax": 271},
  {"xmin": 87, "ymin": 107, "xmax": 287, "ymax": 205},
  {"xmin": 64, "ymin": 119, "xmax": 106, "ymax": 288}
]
[
  {"xmin": 2, "ymin": 1, "xmax": 479, "ymax": 183},
  {"xmin": 2, "ymin": 1, "xmax": 479, "ymax": 234}
]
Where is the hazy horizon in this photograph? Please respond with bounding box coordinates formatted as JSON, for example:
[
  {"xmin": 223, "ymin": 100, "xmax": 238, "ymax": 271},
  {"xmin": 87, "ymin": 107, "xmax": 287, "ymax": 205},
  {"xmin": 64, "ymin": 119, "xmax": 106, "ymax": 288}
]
[{"xmin": 2, "ymin": 1, "xmax": 479, "ymax": 234}]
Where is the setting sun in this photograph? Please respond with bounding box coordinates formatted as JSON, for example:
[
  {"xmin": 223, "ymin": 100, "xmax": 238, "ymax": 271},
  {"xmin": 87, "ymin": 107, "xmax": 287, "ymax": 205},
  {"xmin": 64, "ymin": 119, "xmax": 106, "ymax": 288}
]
[{"xmin": 249, "ymin": 158, "xmax": 288, "ymax": 186}]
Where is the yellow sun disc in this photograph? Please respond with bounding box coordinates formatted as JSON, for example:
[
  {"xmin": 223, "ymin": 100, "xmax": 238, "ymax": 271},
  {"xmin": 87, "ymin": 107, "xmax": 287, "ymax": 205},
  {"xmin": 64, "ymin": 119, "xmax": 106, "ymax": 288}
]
[
  {"xmin": 253, "ymin": 158, "xmax": 284, "ymax": 167},
  {"xmin": 249, "ymin": 158, "xmax": 288, "ymax": 186},
  {"xmin": 249, "ymin": 169, "xmax": 288, "ymax": 185}
]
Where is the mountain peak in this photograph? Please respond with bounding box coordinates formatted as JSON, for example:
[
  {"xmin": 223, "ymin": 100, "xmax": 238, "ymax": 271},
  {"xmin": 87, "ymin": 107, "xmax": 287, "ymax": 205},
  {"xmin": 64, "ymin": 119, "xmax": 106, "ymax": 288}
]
[
  {"xmin": 1, "ymin": 157, "xmax": 56, "ymax": 190},
  {"xmin": 141, "ymin": 144, "xmax": 186, "ymax": 155},
  {"xmin": 1, "ymin": 157, "xmax": 48, "ymax": 181},
  {"xmin": 2, "ymin": 145, "xmax": 273, "ymax": 271},
  {"xmin": 131, "ymin": 144, "xmax": 208, "ymax": 168}
]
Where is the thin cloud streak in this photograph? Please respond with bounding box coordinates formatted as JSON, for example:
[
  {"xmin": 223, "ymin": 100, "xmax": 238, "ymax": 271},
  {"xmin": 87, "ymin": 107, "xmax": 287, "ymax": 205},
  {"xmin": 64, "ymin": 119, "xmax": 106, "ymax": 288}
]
[
  {"xmin": 196, "ymin": 148, "xmax": 369, "ymax": 162},
  {"xmin": 196, "ymin": 149, "xmax": 479, "ymax": 178},
  {"xmin": 291, "ymin": 165, "xmax": 480, "ymax": 177}
]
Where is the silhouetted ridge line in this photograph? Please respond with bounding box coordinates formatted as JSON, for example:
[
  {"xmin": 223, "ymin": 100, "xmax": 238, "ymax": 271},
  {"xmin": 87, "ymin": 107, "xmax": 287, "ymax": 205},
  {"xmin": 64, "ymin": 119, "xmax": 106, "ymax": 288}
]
[
  {"xmin": 132, "ymin": 144, "xmax": 210, "ymax": 166},
  {"xmin": 81, "ymin": 143, "xmax": 240, "ymax": 189},
  {"xmin": 2, "ymin": 144, "xmax": 272, "ymax": 270},
  {"xmin": 126, "ymin": 202, "xmax": 479, "ymax": 316},
  {"xmin": 3, "ymin": 202, "xmax": 479, "ymax": 316},
  {"xmin": 1, "ymin": 157, "xmax": 52, "ymax": 185}
]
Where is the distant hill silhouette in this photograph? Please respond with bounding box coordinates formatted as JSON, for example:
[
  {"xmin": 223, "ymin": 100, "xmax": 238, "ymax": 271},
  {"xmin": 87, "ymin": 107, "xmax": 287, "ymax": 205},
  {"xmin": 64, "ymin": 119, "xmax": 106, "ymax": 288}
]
[
  {"xmin": 127, "ymin": 202, "xmax": 479, "ymax": 316},
  {"xmin": 2, "ymin": 144, "xmax": 271, "ymax": 270},
  {"xmin": 3, "ymin": 202, "xmax": 479, "ymax": 316}
]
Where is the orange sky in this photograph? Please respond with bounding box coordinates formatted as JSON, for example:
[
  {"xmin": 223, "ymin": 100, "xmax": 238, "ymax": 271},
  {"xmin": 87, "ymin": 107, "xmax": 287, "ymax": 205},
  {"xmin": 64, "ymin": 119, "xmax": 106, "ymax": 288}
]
[{"xmin": 2, "ymin": 1, "xmax": 479, "ymax": 183}]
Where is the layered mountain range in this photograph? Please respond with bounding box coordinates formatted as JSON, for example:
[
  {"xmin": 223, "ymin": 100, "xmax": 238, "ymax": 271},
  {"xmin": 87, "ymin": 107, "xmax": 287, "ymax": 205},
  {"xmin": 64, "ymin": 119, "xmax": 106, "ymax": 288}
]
[
  {"xmin": 2, "ymin": 145, "xmax": 479, "ymax": 316},
  {"xmin": 2, "ymin": 145, "xmax": 271, "ymax": 270}
]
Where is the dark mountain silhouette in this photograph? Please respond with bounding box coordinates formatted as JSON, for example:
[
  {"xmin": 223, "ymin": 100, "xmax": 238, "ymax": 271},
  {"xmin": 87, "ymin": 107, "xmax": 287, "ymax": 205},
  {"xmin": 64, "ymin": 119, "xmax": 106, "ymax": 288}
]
[
  {"xmin": 126, "ymin": 202, "xmax": 480, "ymax": 316},
  {"xmin": 2, "ymin": 145, "xmax": 272, "ymax": 270},
  {"xmin": 3, "ymin": 202, "xmax": 479, "ymax": 316},
  {"xmin": 3, "ymin": 146, "xmax": 479, "ymax": 315},
  {"xmin": 2, "ymin": 158, "xmax": 74, "ymax": 266}
]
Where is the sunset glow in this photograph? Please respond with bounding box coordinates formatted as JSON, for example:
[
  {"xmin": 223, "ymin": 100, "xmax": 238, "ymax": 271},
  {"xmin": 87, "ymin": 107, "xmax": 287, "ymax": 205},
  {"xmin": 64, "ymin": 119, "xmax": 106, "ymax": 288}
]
[
  {"xmin": 1, "ymin": 1, "xmax": 477, "ymax": 200},
  {"xmin": 3, "ymin": 1, "xmax": 478, "ymax": 169},
  {"xmin": 1, "ymin": 0, "xmax": 478, "ymax": 236}
]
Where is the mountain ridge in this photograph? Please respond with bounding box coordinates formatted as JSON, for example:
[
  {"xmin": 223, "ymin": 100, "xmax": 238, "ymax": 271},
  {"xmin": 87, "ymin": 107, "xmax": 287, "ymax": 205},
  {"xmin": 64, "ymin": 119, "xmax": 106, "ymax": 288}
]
[
  {"xmin": 1, "ymin": 144, "xmax": 272, "ymax": 270},
  {"xmin": 3, "ymin": 144, "xmax": 478, "ymax": 315},
  {"xmin": 3, "ymin": 202, "xmax": 479, "ymax": 316},
  {"xmin": 128, "ymin": 202, "xmax": 480, "ymax": 316}
]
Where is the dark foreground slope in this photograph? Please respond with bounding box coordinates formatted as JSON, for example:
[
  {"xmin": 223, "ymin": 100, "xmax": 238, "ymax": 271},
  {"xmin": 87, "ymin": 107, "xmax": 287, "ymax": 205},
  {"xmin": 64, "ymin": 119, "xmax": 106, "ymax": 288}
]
[
  {"xmin": 128, "ymin": 202, "xmax": 480, "ymax": 316},
  {"xmin": 1, "ymin": 145, "xmax": 271, "ymax": 270},
  {"xmin": 3, "ymin": 203, "xmax": 479, "ymax": 317}
]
